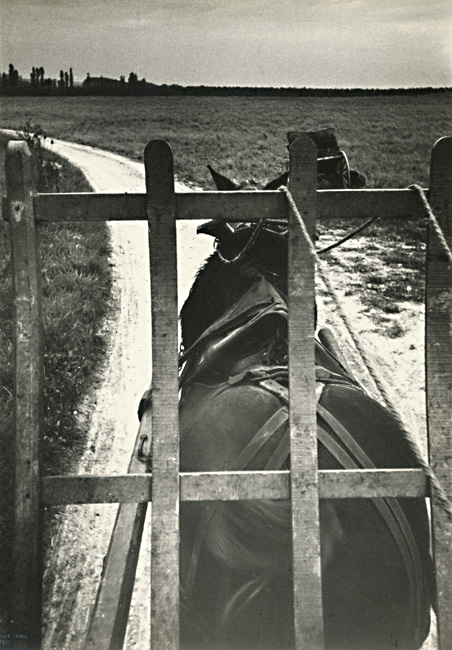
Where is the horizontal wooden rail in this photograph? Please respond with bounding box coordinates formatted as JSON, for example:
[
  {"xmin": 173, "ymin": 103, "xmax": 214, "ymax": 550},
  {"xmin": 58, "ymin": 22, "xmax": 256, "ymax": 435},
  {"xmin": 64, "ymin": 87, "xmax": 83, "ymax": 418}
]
[
  {"xmin": 26, "ymin": 187, "xmax": 430, "ymax": 223},
  {"xmin": 41, "ymin": 468, "xmax": 429, "ymax": 505}
]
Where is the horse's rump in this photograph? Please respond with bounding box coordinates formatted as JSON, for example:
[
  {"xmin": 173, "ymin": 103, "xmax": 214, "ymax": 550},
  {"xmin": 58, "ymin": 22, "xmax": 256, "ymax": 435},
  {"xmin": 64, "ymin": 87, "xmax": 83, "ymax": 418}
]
[{"xmin": 178, "ymin": 278, "xmax": 432, "ymax": 649}]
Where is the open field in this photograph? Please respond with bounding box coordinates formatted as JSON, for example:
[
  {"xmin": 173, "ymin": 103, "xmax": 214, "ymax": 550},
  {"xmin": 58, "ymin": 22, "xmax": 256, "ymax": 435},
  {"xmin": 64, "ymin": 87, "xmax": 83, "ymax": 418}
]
[{"xmin": 1, "ymin": 93, "xmax": 451, "ymax": 188}]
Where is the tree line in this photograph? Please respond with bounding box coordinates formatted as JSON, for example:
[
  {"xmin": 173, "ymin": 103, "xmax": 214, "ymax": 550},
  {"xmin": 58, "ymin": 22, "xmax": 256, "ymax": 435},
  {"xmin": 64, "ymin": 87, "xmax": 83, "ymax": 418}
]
[
  {"xmin": 2, "ymin": 63, "xmax": 74, "ymax": 90},
  {"xmin": 1, "ymin": 63, "xmax": 451, "ymax": 97}
]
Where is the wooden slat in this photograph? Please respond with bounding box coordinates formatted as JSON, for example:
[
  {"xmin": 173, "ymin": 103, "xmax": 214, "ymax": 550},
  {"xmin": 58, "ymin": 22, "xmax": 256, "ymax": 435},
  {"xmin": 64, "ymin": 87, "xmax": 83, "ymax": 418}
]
[
  {"xmin": 41, "ymin": 468, "xmax": 429, "ymax": 505},
  {"xmin": 288, "ymin": 135, "xmax": 324, "ymax": 650},
  {"xmin": 85, "ymin": 408, "xmax": 151, "ymax": 650},
  {"xmin": 317, "ymin": 187, "xmax": 429, "ymax": 219},
  {"xmin": 34, "ymin": 191, "xmax": 146, "ymax": 221},
  {"xmin": 33, "ymin": 190, "xmax": 287, "ymax": 222},
  {"xmin": 31, "ymin": 187, "xmax": 429, "ymax": 223},
  {"xmin": 146, "ymin": 140, "xmax": 180, "ymax": 650},
  {"xmin": 425, "ymin": 136, "xmax": 452, "ymax": 650},
  {"xmin": 6, "ymin": 141, "xmax": 43, "ymax": 648}
]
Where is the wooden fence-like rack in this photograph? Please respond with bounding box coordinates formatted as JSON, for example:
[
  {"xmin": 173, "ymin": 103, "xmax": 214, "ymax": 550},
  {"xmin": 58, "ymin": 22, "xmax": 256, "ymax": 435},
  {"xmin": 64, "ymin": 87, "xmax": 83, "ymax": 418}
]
[{"xmin": 4, "ymin": 135, "xmax": 452, "ymax": 649}]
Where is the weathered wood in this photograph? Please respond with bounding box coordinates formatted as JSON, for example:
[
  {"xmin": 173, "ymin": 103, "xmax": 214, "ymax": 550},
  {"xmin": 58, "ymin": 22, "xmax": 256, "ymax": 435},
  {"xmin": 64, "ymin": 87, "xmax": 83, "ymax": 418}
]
[
  {"xmin": 34, "ymin": 191, "xmax": 147, "ymax": 221},
  {"xmin": 41, "ymin": 468, "xmax": 429, "ymax": 504},
  {"xmin": 288, "ymin": 135, "xmax": 324, "ymax": 649},
  {"xmin": 146, "ymin": 140, "xmax": 180, "ymax": 650},
  {"xmin": 317, "ymin": 188, "xmax": 428, "ymax": 220},
  {"xmin": 85, "ymin": 408, "xmax": 151, "ymax": 650},
  {"xmin": 6, "ymin": 141, "xmax": 43, "ymax": 648},
  {"xmin": 32, "ymin": 187, "xmax": 429, "ymax": 223},
  {"xmin": 425, "ymin": 135, "xmax": 452, "ymax": 650}
]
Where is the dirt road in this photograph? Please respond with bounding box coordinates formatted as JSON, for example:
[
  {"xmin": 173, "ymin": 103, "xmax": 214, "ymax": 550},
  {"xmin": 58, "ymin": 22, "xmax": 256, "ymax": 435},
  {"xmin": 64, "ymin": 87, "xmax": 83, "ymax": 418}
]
[
  {"xmin": 40, "ymin": 138, "xmax": 213, "ymax": 649},
  {"xmin": 38, "ymin": 138, "xmax": 433, "ymax": 648}
]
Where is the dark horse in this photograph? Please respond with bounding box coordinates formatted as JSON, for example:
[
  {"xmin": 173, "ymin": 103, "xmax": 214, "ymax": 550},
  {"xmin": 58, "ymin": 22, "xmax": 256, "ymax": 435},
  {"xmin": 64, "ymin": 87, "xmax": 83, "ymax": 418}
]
[{"xmin": 175, "ymin": 167, "xmax": 433, "ymax": 649}]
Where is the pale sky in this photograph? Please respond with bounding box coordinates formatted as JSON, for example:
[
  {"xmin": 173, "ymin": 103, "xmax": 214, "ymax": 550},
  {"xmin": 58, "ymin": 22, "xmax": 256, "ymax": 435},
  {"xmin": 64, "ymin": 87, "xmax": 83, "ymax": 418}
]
[{"xmin": 1, "ymin": 0, "xmax": 451, "ymax": 88}]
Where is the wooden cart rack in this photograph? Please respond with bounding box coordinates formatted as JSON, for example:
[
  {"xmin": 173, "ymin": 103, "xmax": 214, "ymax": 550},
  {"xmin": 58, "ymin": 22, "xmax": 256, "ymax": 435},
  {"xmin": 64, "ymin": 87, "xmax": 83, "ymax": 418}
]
[{"xmin": 4, "ymin": 135, "xmax": 452, "ymax": 649}]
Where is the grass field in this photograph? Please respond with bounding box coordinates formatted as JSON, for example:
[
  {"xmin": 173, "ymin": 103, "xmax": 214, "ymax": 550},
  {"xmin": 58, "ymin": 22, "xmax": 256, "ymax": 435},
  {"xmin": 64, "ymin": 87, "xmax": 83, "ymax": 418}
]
[{"xmin": 1, "ymin": 93, "xmax": 451, "ymax": 189}]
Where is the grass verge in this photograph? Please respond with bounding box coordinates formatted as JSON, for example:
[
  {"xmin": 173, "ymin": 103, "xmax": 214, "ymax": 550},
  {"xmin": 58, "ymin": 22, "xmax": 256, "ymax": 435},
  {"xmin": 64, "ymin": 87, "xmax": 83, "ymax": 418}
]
[{"xmin": 0, "ymin": 131, "xmax": 112, "ymax": 627}]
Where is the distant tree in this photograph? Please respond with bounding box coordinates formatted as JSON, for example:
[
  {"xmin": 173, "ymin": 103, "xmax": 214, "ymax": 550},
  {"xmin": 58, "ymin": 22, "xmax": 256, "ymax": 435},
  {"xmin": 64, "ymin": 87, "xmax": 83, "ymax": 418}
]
[
  {"xmin": 2, "ymin": 72, "xmax": 8, "ymax": 87},
  {"xmin": 120, "ymin": 75, "xmax": 125, "ymax": 83},
  {"xmin": 83, "ymin": 72, "xmax": 91, "ymax": 86},
  {"xmin": 39, "ymin": 67, "xmax": 45, "ymax": 85},
  {"xmin": 128, "ymin": 72, "xmax": 138, "ymax": 84},
  {"xmin": 69, "ymin": 68, "xmax": 74, "ymax": 87},
  {"xmin": 30, "ymin": 67, "xmax": 36, "ymax": 84},
  {"xmin": 59, "ymin": 70, "xmax": 64, "ymax": 88},
  {"xmin": 8, "ymin": 63, "xmax": 19, "ymax": 86},
  {"xmin": 64, "ymin": 71, "xmax": 69, "ymax": 88}
]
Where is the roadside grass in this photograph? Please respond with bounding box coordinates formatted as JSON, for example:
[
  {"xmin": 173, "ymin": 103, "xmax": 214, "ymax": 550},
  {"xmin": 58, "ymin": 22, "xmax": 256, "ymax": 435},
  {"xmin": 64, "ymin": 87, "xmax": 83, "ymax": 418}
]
[
  {"xmin": 0, "ymin": 131, "xmax": 112, "ymax": 624},
  {"xmin": 1, "ymin": 93, "xmax": 449, "ymax": 323}
]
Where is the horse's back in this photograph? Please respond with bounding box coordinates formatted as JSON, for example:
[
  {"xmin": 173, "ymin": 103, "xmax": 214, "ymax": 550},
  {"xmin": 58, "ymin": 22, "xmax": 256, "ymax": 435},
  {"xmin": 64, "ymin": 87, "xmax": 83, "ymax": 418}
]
[{"xmin": 179, "ymin": 375, "xmax": 432, "ymax": 649}]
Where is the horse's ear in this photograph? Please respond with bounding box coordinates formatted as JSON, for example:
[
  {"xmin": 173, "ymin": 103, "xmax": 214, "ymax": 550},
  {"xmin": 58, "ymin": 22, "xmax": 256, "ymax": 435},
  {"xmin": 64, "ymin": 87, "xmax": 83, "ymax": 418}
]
[
  {"xmin": 207, "ymin": 165, "xmax": 239, "ymax": 191},
  {"xmin": 264, "ymin": 171, "xmax": 289, "ymax": 191}
]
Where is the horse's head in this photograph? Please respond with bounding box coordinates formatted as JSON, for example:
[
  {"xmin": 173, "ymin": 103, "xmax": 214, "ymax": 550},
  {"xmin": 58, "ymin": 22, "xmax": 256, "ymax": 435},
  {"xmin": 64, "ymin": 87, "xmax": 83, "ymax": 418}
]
[
  {"xmin": 200, "ymin": 165, "xmax": 290, "ymax": 282},
  {"xmin": 180, "ymin": 166, "xmax": 290, "ymax": 351}
]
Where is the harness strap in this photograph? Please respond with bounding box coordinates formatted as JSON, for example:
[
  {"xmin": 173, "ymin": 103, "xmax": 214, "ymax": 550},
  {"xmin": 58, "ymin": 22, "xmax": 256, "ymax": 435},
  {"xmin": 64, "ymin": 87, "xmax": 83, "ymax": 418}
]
[
  {"xmin": 316, "ymin": 404, "xmax": 424, "ymax": 641},
  {"xmin": 182, "ymin": 377, "xmax": 425, "ymax": 645},
  {"xmin": 182, "ymin": 405, "xmax": 289, "ymax": 599},
  {"xmin": 230, "ymin": 407, "xmax": 289, "ymax": 470},
  {"xmin": 259, "ymin": 376, "xmax": 424, "ymax": 637}
]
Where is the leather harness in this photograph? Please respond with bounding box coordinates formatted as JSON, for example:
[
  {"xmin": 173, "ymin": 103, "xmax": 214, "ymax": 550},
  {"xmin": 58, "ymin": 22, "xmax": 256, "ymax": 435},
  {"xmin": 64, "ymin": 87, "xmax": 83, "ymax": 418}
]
[
  {"xmin": 181, "ymin": 365, "xmax": 424, "ymax": 641},
  {"xmin": 138, "ymin": 277, "xmax": 424, "ymax": 639}
]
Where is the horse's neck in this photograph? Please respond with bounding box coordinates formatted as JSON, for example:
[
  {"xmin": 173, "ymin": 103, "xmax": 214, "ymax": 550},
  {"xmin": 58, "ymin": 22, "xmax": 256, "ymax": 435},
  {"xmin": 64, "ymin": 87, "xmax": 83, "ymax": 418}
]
[{"xmin": 180, "ymin": 254, "xmax": 259, "ymax": 351}]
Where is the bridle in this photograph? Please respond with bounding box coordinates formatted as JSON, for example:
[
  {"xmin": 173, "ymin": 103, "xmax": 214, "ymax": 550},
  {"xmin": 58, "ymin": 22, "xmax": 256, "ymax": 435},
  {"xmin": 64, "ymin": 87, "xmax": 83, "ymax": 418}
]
[{"xmin": 212, "ymin": 215, "xmax": 380, "ymax": 264}]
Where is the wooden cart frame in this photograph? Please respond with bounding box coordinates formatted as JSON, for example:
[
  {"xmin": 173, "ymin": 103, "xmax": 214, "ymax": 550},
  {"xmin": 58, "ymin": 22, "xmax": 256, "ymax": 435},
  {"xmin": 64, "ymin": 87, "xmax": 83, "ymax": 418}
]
[{"xmin": 4, "ymin": 135, "xmax": 452, "ymax": 649}]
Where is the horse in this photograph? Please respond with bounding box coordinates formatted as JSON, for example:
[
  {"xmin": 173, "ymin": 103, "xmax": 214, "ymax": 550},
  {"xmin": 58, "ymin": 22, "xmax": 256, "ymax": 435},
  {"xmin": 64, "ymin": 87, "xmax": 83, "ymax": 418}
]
[{"xmin": 172, "ymin": 166, "xmax": 434, "ymax": 649}]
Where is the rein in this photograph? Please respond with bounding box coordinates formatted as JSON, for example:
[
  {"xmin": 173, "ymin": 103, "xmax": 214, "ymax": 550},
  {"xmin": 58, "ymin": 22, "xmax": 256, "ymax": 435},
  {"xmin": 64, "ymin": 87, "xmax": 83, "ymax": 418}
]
[
  {"xmin": 317, "ymin": 214, "xmax": 380, "ymax": 254},
  {"xmin": 214, "ymin": 211, "xmax": 380, "ymax": 265}
]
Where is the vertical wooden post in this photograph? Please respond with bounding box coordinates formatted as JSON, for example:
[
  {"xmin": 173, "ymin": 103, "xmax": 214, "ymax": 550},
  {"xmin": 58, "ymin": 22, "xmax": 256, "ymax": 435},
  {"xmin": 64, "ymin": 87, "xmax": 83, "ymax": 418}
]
[
  {"xmin": 145, "ymin": 140, "xmax": 180, "ymax": 650},
  {"xmin": 288, "ymin": 135, "xmax": 324, "ymax": 650},
  {"xmin": 6, "ymin": 141, "xmax": 43, "ymax": 647},
  {"xmin": 425, "ymin": 136, "xmax": 452, "ymax": 649}
]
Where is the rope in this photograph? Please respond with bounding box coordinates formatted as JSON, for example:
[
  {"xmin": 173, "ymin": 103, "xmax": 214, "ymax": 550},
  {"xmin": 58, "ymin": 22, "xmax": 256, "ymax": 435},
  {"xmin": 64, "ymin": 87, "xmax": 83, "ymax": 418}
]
[
  {"xmin": 282, "ymin": 188, "xmax": 403, "ymax": 411},
  {"xmin": 281, "ymin": 186, "xmax": 452, "ymax": 518},
  {"xmin": 409, "ymin": 184, "xmax": 452, "ymax": 264}
]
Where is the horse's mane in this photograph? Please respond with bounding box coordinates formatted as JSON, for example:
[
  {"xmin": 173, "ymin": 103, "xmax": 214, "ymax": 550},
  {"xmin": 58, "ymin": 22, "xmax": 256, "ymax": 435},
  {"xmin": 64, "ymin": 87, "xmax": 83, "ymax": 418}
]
[
  {"xmin": 180, "ymin": 164, "xmax": 289, "ymax": 352},
  {"xmin": 180, "ymin": 225, "xmax": 290, "ymax": 352},
  {"xmin": 180, "ymin": 252, "xmax": 258, "ymax": 351}
]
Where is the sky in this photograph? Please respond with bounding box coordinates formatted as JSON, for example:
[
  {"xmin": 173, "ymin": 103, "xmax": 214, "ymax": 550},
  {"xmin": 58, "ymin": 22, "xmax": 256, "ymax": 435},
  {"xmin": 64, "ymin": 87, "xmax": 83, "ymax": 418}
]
[{"xmin": 1, "ymin": 0, "xmax": 451, "ymax": 88}]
